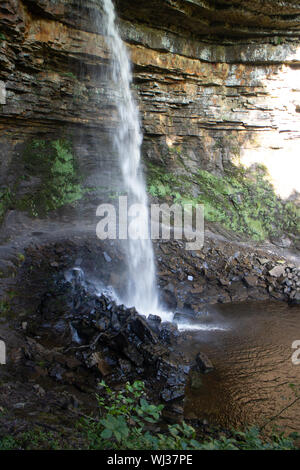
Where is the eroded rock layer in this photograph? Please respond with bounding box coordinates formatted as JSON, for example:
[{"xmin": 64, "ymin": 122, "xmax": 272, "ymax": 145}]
[{"xmin": 0, "ymin": 0, "xmax": 299, "ymax": 247}]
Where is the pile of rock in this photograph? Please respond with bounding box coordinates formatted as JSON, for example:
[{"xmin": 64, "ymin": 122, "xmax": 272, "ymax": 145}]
[
  {"xmin": 268, "ymin": 264, "xmax": 300, "ymax": 303},
  {"xmin": 24, "ymin": 268, "xmax": 190, "ymax": 403},
  {"xmin": 155, "ymin": 239, "xmax": 300, "ymax": 308}
]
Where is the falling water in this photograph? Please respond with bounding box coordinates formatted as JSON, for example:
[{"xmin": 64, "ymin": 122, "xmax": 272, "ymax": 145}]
[{"xmin": 101, "ymin": 0, "xmax": 160, "ymax": 316}]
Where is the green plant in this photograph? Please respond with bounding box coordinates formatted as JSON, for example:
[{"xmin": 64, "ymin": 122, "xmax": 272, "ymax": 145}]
[
  {"xmin": 232, "ymin": 427, "xmax": 296, "ymax": 450},
  {"xmin": 79, "ymin": 381, "xmax": 297, "ymax": 450},
  {"xmin": 146, "ymin": 161, "xmax": 299, "ymax": 242},
  {"xmin": 0, "ymin": 436, "xmax": 17, "ymax": 450},
  {"xmin": 274, "ymin": 36, "xmax": 283, "ymax": 45},
  {"xmin": 0, "ymin": 187, "xmax": 12, "ymax": 222},
  {"xmin": 18, "ymin": 139, "xmax": 84, "ymax": 216},
  {"xmin": 0, "ymin": 382, "xmax": 297, "ymax": 450},
  {"xmin": 0, "ymin": 430, "xmax": 61, "ymax": 450},
  {"xmin": 0, "ymin": 299, "xmax": 10, "ymax": 316},
  {"xmin": 61, "ymin": 71, "xmax": 76, "ymax": 80},
  {"xmin": 17, "ymin": 253, "xmax": 25, "ymax": 263},
  {"xmin": 80, "ymin": 381, "xmax": 166, "ymax": 449}
]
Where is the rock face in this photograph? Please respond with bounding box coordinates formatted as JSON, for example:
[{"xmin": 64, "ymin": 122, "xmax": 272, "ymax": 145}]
[
  {"xmin": 18, "ymin": 265, "xmax": 190, "ymax": 403},
  {"xmin": 117, "ymin": 0, "xmax": 300, "ymax": 39},
  {"xmin": 0, "ymin": 0, "xmax": 299, "ymax": 247}
]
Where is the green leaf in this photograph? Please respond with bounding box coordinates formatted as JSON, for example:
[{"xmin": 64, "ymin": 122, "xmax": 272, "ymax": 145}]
[{"xmin": 101, "ymin": 429, "xmax": 112, "ymax": 439}]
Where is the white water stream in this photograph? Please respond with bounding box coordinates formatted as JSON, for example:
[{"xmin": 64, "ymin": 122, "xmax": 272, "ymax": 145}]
[{"xmin": 101, "ymin": 0, "xmax": 164, "ymax": 317}]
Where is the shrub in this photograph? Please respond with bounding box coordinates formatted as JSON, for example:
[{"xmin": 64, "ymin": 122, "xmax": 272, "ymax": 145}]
[
  {"xmin": 78, "ymin": 381, "xmax": 297, "ymax": 450},
  {"xmin": 18, "ymin": 139, "xmax": 83, "ymax": 216}
]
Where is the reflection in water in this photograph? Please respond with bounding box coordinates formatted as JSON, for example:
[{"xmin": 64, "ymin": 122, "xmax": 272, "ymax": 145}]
[{"xmin": 183, "ymin": 301, "xmax": 300, "ymax": 433}]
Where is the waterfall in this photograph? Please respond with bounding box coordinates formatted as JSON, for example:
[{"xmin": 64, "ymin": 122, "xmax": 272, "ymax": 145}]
[{"xmin": 101, "ymin": 0, "xmax": 159, "ymax": 316}]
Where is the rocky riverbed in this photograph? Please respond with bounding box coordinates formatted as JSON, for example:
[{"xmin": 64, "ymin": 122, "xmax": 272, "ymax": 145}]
[{"xmin": 0, "ymin": 229, "xmax": 299, "ymax": 445}]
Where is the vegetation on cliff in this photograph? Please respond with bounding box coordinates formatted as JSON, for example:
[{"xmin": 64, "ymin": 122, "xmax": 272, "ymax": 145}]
[
  {"xmin": 147, "ymin": 160, "xmax": 299, "ymax": 242},
  {"xmin": 0, "ymin": 139, "xmax": 84, "ymax": 220}
]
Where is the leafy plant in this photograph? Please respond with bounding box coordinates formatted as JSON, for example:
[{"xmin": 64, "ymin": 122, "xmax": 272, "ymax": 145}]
[
  {"xmin": 0, "ymin": 187, "xmax": 12, "ymax": 222},
  {"xmin": 78, "ymin": 381, "xmax": 297, "ymax": 450},
  {"xmin": 146, "ymin": 161, "xmax": 299, "ymax": 242},
  {"xmin": 0, "ymin": 381, "xmax": 297, "ymax": 450},
  {"xmin": 61, "ymin": 71, "xmax": 76, "ymax": 80},
  {"xmin": 18, "ymin": 139, "xmax": 84, "ymax": 216},
  {"xmin": 0, "ymin": 430, "xmax": 61, "ymax": 450},
  {"xmin": 0, "ymin": 436, "xmax": 17, "ymax": 450}
]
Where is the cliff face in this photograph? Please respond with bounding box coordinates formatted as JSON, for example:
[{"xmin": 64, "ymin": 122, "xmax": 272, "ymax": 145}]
[{"xmin": 0, "ymin": 0, "xmax": 299, "ymax": 248}]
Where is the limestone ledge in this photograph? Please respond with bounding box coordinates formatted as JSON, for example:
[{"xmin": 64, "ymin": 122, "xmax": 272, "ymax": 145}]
[{"xmin": 0, "ymin": 0, "xmax": 299, "ymax": 223}]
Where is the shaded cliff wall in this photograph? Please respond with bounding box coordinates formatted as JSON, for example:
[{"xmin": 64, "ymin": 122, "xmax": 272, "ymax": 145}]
[{"xmin": 0, "ymin": 0, "xmax": 299, "ymax": 245}]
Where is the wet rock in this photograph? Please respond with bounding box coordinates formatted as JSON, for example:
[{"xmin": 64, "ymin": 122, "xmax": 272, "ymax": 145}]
[
  {"xmin": 123, "ymin": 344, "xmax": 144, "ymax": 366},
  {"xmin": 273, "ymin": 237, "xmax": 292, "ymax": 248},
  {"xmin": 33, "ymin": 384, "xmax": 46, "ymax": 397},
  {"xmin": 257, "ymin": 258, "xmax": 270, "ymax": 265},
  {"xmin": 119, "ymin": 358, "xmax": 132, "ymax": 374},
  {"xmin": 291, "ymin": 292, "xmax": 300, "ymax": 304},
  {"xmin": 88, "ymin": 352, "xmax": 112, "ymax": 377},
  {"xmin": 162, "ymin": 403, "xmax": 184, "ymax": 423},
  {"xmin": 84, "ymin": 352, "xmax": 100, "ymax": 369},
  {"xmin": 190, "ymin": 285, "xmax": 204, "ymax": 294},
  {"xmin": 157, "ymin": 358, "xmax": 182, "ymax": 380},
  {"xmin": 228, "ymin": 283, "xmax": 249, "ymax": 302},
  {"xmin": 140, "ymin": 343, "xmax": 169, "ymax": 365},
  {"xmin": 13, "ymin": 403, "xmax": 26, "ymax": 410},
  {"xmin": 157, "ymin": 358, "xmax": 189, "ymax": 402},
  {"xmin": 161, "ymin": 386, "xmax": 185, "ymax": 402},
  {"xmin": 48, "ymin": 364, "xmax": 67, "ymax": 382},
  {"xmin": 54, "ymin": 319, "xmax": 68, "ymax": 334},
  {"xmin": 111, "ymin": 312, "xmax": 121, "ymax": 332},
  {"xmin": 159, "ymin": 322, "xmax": 179, "ymax": 344},
  {"xmin": 59, "ymin": 355, "xmax": 82, "ymax": 370},
  {"xmin": 243, "ymin": 275, "xmax": 258, "ymax": 288},
  {"xmin": 103, "ymin": 252, "xmax": 112, "ymax": 263},
  {"xmin": 217, "ymin": 292, "xmax": 231, "ymax": 303},
  {"xmin": 69, "ymin": 324, "xmax": 82, "ymax": 344},
  {"xmin": 148, "ymin": 314, "xmax": 162, "ymax": 329},
  {"xmin": 173, "ymin": 311, "xmax": 194, "ymax": 323},
  {"xmin": 164, "ymin": 282, "xmax": 175, "ymax": 294},
  {"xmin": 190, "ymin": 370, "xmax": 203, "ymax": 390},
  {"xmin": 218, "ymin": 278, "xmax": 230, "ymax": 287},
  {"xmin": 269, "ymin": 265, "xmax": 286, "ymax": 278},
  {"xmin": 127, "ymin": 315, "xmax": 158, "ymax": 344},
  {"xmin": 95, "ymin": 316, "xmax": 111, "ymax": 332},
  {"xmin": 195, "ymin": 352, "xmax": 214, "ymax": 374}
]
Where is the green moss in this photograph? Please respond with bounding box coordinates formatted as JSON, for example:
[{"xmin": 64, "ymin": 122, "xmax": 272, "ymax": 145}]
[
  {"xmin": 60, "ymin": 71, "xmax": 76, "ymax": 80},
  {"xmin": 17, "ymin": 253, "xmax": 25, "ymax": 264},
  {"xmin": 0, "ymin": 299, "xmax": 11, "ymax": 317},
  {"xmin": 146, "ymin": 161, "xmax": 299, "ymax": 242},
  {"xmin": 0, "ymin": 429, "xmax": 61, "ymax": 450},
  {"xmin": 0, "ymin": 187, "xmax": 12, "ymax": 223},
  {"xmin": 17, "ymin": 139, "xmax": 84, "ymax": 217}
]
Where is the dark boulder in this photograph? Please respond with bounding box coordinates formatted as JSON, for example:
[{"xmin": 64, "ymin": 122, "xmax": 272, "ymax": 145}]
[{"xmin": 195, "ymin": 352, "xmax": 214, "ymax": 374}]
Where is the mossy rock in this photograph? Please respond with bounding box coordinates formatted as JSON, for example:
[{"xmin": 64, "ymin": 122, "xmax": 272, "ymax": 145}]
[
  {"xmin": 16, "ymin": 139, "xmax": 84, "ymax": 217},
  {"xmin": 146, "ymin": 160, "xmax": 299, "ymax": 243},
  {"xmin": 0, "ymin": 188, "xmax": 13, "ymax": 224}
]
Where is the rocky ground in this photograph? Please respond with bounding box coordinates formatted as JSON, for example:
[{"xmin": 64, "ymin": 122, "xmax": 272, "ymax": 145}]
[
  {"xmin": 0, "ymin": 227, "xmax": 299, "ymax": 447},
  {"xmin": 0, "ymin": 241, "xmax": 214, "ymax": 446},
  {"xmin": 155, "ymin": 236, "xmax": 300, "ymax": 309}
]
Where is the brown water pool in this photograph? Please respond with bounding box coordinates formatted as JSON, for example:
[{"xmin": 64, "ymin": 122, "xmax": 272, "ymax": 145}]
[{"xmin": 181, "ymin": 301, "xmax": 300, "ymax": 433}]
